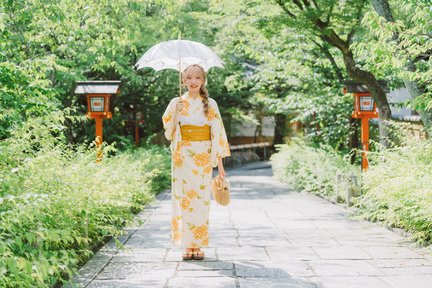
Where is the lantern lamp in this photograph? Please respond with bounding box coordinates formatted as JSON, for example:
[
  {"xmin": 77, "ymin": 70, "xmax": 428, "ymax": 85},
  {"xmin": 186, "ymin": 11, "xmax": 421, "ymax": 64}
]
[
  {"xmin": 359, "ymin": 96, "xmax": 374, "ymax": 111},
  {"xmin": 75, "ymin": 80, "xmax": 121, "ymax": 161},
  {"xmin": 343, "ymin": 81, "xmax": 387, "ymax": 170},
  {"xmin": 89, "ymin": 96, "xmax": 105, "ymax": 112}
]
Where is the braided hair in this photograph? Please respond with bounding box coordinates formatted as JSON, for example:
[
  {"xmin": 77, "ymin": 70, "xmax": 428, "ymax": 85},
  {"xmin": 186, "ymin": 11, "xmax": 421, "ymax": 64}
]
[{"xmin": 182, "ymin": 64, "xmax": 209, "ymax": 116}]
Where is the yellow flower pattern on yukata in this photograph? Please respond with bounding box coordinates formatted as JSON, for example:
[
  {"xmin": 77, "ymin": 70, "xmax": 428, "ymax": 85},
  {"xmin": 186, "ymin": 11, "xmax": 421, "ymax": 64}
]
[
  {"xmin": 194, "ymin": 152, "xmax": 210, "ymax": 167},
  {"xmin": 162, "ymin": 94, "xmax": 231, "ymax": 248},
  {"xmin": 186, "ymin": 189, "xmax": 198, "ymax": 199},
  {"xmin": 173, "ymin": 151, "xmax": 184, "ymax": 168},
  {"xmin": 202, "ymin": 238, "xmax": 209, "ymax": 246},
  {"xmin": 180, "ymin": 197, "xmax": 190, "ymax": 210},
  {"xmin": 162, "ymin": 114, "xmax": 172, "ymax": 124},
  {"xmin": 203, "ymin": 165, "xmax": 212, "ymax": 175},
  {"xmin": 192, "ymin": 224, "xmax": 208, "ymax": 240},
  {"xmin": 180, "ymin": 99, "xmax": 190, "ymax": 116},
  {"xmin": 207, "ymin": 107, "xmax": 217, "ymax": 121},
  {"xmin": 171, "ymin": 216, "xmax": 182, "ymax": 241}
]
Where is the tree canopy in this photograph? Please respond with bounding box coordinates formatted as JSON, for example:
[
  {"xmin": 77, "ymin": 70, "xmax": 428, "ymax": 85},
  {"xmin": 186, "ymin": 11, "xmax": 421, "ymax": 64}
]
[{"xmin": 1, "ymin": 0, "xmax": 431, "ymax": 149}]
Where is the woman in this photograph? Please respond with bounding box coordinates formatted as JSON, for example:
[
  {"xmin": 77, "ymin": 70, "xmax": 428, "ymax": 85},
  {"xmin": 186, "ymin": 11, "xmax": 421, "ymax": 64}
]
[{"xmin": 162, "ymin": 64, "xmax": 230, "ymax": 260}]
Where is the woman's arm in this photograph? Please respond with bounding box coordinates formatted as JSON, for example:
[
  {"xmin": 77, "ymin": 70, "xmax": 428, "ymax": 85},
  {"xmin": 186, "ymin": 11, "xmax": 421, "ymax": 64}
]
[
  {"xmin": 209, "ymin": 99, "xmax": 231, "ymax": 168},
  {"xmin": 171, "ymin": 99, "xmax": 183, "ymax": 138},
  {"xmin": 217, "ymin": 157, "xmax": 225, "ymax": 178}
]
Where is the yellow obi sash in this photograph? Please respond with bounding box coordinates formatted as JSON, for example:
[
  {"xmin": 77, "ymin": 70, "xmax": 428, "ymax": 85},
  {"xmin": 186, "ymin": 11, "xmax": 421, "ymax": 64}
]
[{"xmin": 180, "ymin": 124, "xmax": 211, "ymax": 141}]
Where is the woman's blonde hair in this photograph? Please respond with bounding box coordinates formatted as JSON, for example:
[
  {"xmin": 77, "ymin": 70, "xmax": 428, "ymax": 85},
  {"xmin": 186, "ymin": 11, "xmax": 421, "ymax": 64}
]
[{"xmin": 182, "ymin": 64, "xmax": 209, "ymax": 116}]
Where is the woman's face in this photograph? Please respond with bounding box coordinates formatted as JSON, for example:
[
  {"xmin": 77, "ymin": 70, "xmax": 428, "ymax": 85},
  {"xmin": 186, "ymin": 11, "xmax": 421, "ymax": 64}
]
[{"xmin": 184, "ymin": 68, "xmax": 204, "ymax": 94}]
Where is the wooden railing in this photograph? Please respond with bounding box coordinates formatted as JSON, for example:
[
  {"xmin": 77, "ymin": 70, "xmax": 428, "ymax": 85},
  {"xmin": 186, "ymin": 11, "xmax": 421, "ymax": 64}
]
[{"xmin": 226, "ymin": 142, "xmax": 272, "ymax": 167}]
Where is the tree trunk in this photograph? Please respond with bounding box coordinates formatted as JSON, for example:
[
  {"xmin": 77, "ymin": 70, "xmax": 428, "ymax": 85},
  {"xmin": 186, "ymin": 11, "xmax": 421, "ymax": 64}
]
[
  {"xmin": 370, "ymin": 0, "xmax": 394, "ymax": 21},
  {"xmin": 316, "ymin": 18, "xmax": 392, "ymax": 146},
  {"xmin": 405, "ymin": 63, "xmax": 432, "ymax": 136},
  {"xmin": 349, "ymin": 117, "xmax": 359, "ymax": 164},
  {"xmin": 342, "ymin": 49, "xmax": 391, "ymax": 147},
  {"xmin": 274, "ymin": 113, "xmax": 287, "ymax": 145}
]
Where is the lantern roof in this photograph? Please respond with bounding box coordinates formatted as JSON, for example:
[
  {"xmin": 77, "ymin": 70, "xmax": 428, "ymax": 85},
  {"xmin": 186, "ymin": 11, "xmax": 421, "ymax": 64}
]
[
  {"xmin": 344, "ymin": 80, "xmax": 388, "ymax": 93},
  {"xmin": 75, "ymin": 80, "xmax": 121, "ymax": 94}
]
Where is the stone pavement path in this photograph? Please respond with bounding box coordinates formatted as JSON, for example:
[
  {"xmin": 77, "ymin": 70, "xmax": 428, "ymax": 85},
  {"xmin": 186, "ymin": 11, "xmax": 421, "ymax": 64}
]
[{"xmin": 67, "ymin": 161, "xmax": 432, "ymax": 288}]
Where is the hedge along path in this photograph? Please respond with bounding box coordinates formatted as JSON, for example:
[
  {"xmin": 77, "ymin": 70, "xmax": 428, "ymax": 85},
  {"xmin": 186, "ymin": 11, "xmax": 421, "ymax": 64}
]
[
  {"xmin": 67, "ymin": 161, "xmax": 432, "ymax": 288},
  {"xmin": 0, "ymin": 144, "xmax": 170, "ymax": 288}
]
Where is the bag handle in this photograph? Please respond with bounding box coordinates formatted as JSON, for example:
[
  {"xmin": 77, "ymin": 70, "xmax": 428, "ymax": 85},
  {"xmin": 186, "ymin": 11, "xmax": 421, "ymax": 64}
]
[{"xmin": 215, "ymin": 175, "xmax": 223, "ymax": 190}]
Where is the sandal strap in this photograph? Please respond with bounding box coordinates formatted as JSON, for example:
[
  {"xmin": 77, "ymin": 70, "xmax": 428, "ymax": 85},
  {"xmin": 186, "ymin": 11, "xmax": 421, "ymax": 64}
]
[
  {"xmin": 193, "ymin": 251, "xmax": 205, "ymax": 259},
  {"xmin": 182, "ymin": 251, "xmax": 193, "ymax": 260}
]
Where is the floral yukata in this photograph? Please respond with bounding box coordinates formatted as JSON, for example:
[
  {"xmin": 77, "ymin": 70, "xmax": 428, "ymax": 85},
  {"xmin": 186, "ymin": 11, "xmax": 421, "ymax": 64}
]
[{"xmin": 162, "ymin": 93, "xmax": 230, "ymax": 248}]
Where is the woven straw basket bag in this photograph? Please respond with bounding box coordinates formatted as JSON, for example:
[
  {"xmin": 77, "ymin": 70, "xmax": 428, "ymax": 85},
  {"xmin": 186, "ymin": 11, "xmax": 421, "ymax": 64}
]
[{"xmin": 211, "ymin": 175, "xmax": 230, "ymax": 206}]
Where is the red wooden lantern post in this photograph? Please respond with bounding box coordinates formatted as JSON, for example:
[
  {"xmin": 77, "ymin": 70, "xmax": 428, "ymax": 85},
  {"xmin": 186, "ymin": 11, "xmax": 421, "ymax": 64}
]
[
  {"xmin": 344, "ymin": 82, "xmax": 379, "ymax": 171},
  {"xmin": 75, "ymin": 81, "xmax": 121, "ymax": 162},
  {"xmin": 125, "ymin": 104, "xmax": 144, "ymax": 147},
  {"xmin": 134, "ymin": 111, "xmax": 144, "ymax": 146}
]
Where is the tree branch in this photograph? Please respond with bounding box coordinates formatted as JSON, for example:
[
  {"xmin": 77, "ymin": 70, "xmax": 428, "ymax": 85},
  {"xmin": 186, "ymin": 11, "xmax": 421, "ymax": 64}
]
[
  {"xmin": 347, "ymin": 0, "xmax": 366, "ymax": 44},
  {"xmin": 326, "ymin": 2, "xmax": 334, "ymax": 24},
  {"xmin": 301, "ymin": 0, "xmax": 311, "ymax": 8},
  {"xmin": 312, "ymin": 39, "xmax": 344, "ymax": 83},
  {"xmin": 292, "ymin": 0, "xmax": 305, "ymax": 10},
  {"xmin": 275, "ymin": 0, "xmax": 297, "ymax": 18},
  {"xmin": 320, "ymin": 31, "xmax": 349, "ymax": 53}
]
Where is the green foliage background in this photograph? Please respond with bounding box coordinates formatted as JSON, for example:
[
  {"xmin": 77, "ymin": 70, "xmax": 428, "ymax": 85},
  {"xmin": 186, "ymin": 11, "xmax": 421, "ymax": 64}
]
[{"xmin": 1, "ymin": 0, "xmax": 432, "ymax": 286}]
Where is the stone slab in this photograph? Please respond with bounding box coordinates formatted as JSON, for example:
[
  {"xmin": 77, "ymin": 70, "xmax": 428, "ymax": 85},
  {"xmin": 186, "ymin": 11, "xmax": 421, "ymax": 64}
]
[
  {"xmin": 166, "ymin": 277, "xmax": 237, "ymax": 288},
  {"xmin": 86, "ymin": 279, "xmax": 166, "ymax": 288},
  {"xmin": 308, "ymin": 260, "xmax": 382, "ymax": 276},
  {"xmin": 266, "ymin": 246, "xmax": 321, "ymax": 261},
  {"xmin": 312, "ymin": 246, "xmax": 372, "ymax": 260},
  {"xmin": 238, "ymin": 277, "xmax": 319, "ymax": 288},
  {"xmin": 307, "ymin": 276, "xmax": 392, "ymax": 288},
  {"xmin": 217, "ymin": 247, "xmax": 269, "ymax": 261},
  {"xmin": 234, "ymin": 260, "xmax": 314, "ymax": 278},
  {"xmin": 380, "ymin": 275, "xmax": 432, "ymax": 288},
  {"xmin": 96, "ymin": 262, "xmax": 176, "ymax": 280},
  {"xmin": 178, "ymin": 260, "xmax": 234, "ymax": 270},
  {"xmin": 111, "ymin": 248, "xmax": 167, "ymax": 262}
]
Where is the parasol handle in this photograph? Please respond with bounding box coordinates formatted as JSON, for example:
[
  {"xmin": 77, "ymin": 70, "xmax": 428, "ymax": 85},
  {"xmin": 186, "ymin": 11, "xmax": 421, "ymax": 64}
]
[
  {"xmin": 179, "ymin": 61, "xmax": 182, "ymax": 101},
  {"xmin": 178, "ymin": 32, "xmax": 182, "ymax": 101}
]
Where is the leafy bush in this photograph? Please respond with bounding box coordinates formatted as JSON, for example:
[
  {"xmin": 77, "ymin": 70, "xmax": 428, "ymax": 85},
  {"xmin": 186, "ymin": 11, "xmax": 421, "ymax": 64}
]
[
  {"xmin": 354, "ymin": 139, "xmax": 432, "ymax": 245},
  {"xmin": 0, "ymin": 113, "xmax": 170, "ymax": 287},
  {"xmin": 271, "ymin": 140, "xmax": 357, "ymax": 199},
  {"xmin": 0, "ymin": 62, "xmax": 59, "ymax": 139},
  {"xmin": 271, "ymin": 137, "xmax": 432, "ymax": 246}
]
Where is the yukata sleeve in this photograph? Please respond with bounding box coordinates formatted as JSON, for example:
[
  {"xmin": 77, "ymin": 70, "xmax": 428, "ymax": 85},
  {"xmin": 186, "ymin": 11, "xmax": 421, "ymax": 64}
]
[
  {"xmin": 209, "ymin": 99, "xmax": 231, "ymax": 167},
  {"xmin": 162, "ymin": 98, "xmax": 181, "ymax": 151}
]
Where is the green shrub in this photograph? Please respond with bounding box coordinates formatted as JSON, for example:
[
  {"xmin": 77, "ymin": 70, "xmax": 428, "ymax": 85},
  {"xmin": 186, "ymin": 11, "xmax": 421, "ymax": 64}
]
[
  {"xmin": 271, "ymin": 140, "xmax": 357, "ymax": 200},
  {"xmin": 271, "ymin": 137, "xmax": 432, "ymax": 246},
  {"xmin": 354, "ymin": 139, "xmax": 432, "ymax": 245},
  {"xmin": 0, "ymin": 113, "xmax": 170, "ymax": 287}
]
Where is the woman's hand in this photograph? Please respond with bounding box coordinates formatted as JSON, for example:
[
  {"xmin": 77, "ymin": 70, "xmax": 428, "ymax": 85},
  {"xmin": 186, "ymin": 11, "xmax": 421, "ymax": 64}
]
[
  {"xmin": 171, "ymin": 99, "xmax": 183, "ymax": 131},
  {"xmin": 217, "ymin": 158, "xmax": 225, "ymax": 178}
]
